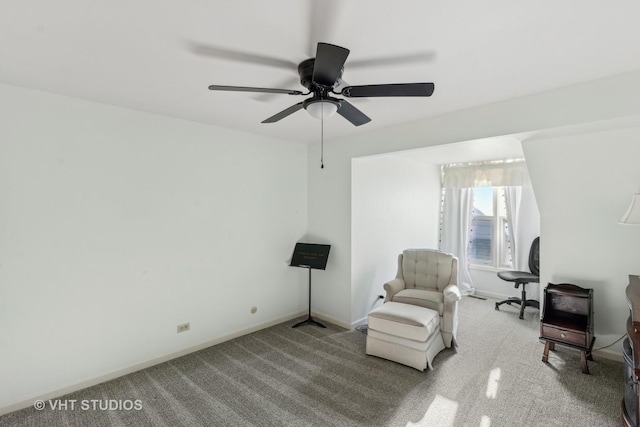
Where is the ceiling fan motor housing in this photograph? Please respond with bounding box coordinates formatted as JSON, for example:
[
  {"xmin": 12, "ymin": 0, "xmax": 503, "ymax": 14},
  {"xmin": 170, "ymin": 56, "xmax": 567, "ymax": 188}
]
[{"xmin": 298, "ymin": 58, "xmax": 342, "ymax": 91}]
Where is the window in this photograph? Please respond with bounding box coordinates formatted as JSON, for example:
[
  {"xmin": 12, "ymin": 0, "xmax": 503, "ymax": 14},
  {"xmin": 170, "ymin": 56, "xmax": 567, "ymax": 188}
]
[
  {"xmin": 440, "ymin": 159, "xmax": 538, "ymax": 291},
  {"xmin": 469, "ymin": 186, "xmax": 512, "ymax": 269}
]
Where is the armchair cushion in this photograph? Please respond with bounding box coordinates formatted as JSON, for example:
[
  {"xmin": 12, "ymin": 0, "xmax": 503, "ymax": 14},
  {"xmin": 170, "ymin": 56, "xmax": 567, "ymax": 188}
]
[
  {"xmin": 392, "ymin": 289, "xmax": 444, "ymax": 314},
  {"xmin": 368, "ymin": 302, "xmax": 440, "ymax": 342}
]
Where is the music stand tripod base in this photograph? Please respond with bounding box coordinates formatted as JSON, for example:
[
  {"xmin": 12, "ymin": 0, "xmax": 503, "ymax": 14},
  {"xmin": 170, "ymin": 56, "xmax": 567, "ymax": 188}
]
[
  {"xmin": 292, "ymin": 316, "xmax": 326, "ymax": 329},
  {"xmin": 292, "ymin": 265, "xmax": 326, "ymax": 329}
]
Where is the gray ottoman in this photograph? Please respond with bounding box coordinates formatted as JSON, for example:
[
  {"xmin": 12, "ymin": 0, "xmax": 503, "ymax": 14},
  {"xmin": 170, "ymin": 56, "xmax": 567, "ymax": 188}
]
[{"xmin": 366, "ymin": 301, "xmax": 445, "ymax": 371}]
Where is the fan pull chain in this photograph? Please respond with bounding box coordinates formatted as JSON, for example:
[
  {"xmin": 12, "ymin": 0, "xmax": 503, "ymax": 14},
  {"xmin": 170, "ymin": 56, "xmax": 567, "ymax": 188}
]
[{"xmin": 320, "ymin": 102, "xmax": 325, "ymax": 169}]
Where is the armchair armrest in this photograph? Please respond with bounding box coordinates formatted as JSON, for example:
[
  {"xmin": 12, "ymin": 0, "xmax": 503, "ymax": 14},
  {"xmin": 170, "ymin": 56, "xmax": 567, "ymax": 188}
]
[
  {"xmin": 443, "ymin": 284, "xmax": 462, "ymax": 302},
  {"xmin": 383, "ymin": 278, "xmax": 406, "ymax": 302},
  {"xmin": 442, "ymin": 283, "xmax": 461, "ymax": 348}
]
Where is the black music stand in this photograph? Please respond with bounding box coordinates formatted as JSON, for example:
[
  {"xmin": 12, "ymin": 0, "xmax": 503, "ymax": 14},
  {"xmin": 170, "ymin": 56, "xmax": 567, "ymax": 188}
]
[{"xmin": 290, "ymin": 242, "xmax": 331, "ymax": 328}]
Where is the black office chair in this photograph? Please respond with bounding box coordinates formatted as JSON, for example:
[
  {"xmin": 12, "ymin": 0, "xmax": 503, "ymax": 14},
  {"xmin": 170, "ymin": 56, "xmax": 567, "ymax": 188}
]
[{"xmin": 495, "ymin": 237, "xmax": 540, "ymax": 319}]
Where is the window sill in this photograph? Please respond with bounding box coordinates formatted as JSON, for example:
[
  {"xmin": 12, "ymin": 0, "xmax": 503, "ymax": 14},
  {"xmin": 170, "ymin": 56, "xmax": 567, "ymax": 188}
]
[{"xmin": 469, "ymin": 264, "xmax": 512, "ymax": 273}]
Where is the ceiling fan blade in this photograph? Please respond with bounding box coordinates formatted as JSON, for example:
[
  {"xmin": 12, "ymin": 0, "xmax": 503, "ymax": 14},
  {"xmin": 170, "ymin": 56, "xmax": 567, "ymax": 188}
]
[
  {"xmin": 209, "ymin": 85, "xmax": 304, "ymax": 96},
  {"xmin": 187, "ymin": 42, "xmax": 297, "ymax": 70},
  {"xmin": 312, "ymin": 43, "xmax": 350, "ymax": 87},
  {"xmin": 341, "ymin": 83, "xmax": 434, "ymax": 98},
  {"xmin": 252, "ymin": 77, "xmax": 301, "ymax": 102},
  {"xmin": 348, "ymin": 51, "xmax": 436, "ymax": 69},
  {"xmin": 337, "ymin": 100, "xmax": 371, "ymax": 126},
  {"xmin": 262, "ymin": 102, "xmax": 305, "ymax": 123}
]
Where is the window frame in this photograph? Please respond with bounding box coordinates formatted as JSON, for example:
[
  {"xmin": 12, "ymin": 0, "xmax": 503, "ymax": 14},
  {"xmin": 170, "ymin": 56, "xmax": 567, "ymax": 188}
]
[{"xmin": 468, "ymin": 186, "xmax": 512, "ymax": 271}]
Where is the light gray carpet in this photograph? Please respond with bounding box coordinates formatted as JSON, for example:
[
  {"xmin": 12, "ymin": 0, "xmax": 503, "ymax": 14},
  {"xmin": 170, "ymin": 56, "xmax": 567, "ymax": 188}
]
[{"xmin": 0, "ymin": 296, "xmax": 623, "ymax": 426}]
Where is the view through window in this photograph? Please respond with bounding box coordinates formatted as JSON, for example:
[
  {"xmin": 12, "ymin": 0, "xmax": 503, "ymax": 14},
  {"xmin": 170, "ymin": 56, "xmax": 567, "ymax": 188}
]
[{"xmin": 469, "ymin": 186, "xmax": 512, "ymax": 268}]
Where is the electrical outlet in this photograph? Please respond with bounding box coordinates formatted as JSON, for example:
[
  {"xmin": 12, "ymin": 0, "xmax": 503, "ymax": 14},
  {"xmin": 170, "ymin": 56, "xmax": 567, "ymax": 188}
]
[{"xmin": 177, "ymin": 322, "xmax": 190, "ymax": 333}]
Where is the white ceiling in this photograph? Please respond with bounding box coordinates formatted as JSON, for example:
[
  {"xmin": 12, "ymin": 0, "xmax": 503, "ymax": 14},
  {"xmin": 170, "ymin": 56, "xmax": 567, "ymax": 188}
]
[
  {"xmin": 2, "ymin": 0, "xmax": 640, "ymax": 144},
  {"xmin": 388, "ymin": 136, "xmax": 525, "ymax": 166}
]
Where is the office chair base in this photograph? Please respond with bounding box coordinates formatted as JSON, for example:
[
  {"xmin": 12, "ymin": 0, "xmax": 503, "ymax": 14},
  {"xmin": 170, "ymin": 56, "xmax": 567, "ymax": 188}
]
[{"xmin": 495, "ymin": 298, "xmax": 540, "ymax": 319}]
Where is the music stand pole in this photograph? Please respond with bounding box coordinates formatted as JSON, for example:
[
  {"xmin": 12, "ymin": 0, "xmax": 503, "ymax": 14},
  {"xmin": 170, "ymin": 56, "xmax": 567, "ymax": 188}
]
[{"xmin": 292, "ymin": 266, "xmax": 326, "ymax": 328}]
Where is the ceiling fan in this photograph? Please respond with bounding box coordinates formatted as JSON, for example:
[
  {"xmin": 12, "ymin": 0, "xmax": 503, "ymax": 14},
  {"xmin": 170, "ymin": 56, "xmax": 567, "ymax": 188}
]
[{"xmin": 207, "ymin": 42, "xmax": 435, "ymax": 126}]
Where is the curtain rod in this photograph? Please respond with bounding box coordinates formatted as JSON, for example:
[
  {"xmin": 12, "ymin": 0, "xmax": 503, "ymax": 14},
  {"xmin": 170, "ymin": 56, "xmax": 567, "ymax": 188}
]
[{"xmin": 442, "ymin": 158, "xmax": 525, "ymax": 168}]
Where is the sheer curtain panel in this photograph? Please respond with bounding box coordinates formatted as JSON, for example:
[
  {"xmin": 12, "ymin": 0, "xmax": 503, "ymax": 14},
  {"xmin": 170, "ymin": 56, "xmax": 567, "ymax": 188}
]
[
  {"xmin": 440, "ymin": 187, "xmax": 474, "ymax": 294},
  {"xmin": 504, "ymin": 185, "xmax": 540, "ymax": 270}
]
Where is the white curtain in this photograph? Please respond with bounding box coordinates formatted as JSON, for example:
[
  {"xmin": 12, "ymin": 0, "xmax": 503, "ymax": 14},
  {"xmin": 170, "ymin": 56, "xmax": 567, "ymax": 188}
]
[
  {"xmin": 504, "ymin": 186, "xmax": 523, "ymax": 270},
  {"xmin": 440, "ymin": 187, "xmax": 474, "ymax": 294},
  {"xmin": 442, "ymin": 160, "xmax": 531, "ymax": 188},
  {"xmin": 504, "ymin": 185, "xmax": 540, "ymax": 271}
]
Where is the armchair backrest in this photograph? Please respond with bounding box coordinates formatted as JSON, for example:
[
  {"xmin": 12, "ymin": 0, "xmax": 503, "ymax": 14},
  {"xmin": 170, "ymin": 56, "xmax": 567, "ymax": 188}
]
[{"xmin": 398, "ymin": 249, "xmax": 458, "ymax": 292}]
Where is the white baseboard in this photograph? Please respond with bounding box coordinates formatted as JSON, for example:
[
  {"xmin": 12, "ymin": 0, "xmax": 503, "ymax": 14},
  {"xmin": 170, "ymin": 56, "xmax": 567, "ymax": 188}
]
[
  {"xmin": 0, "ymin": 311, "xmax": 308, "ymax": 416},
  {"xmin": 310, "ymin": 311, "xmax": 352, "ymax": 330},
  {"xmin": 540, "ymin": 342, "xmax": 623, "ymax": 362},
  {"xmin": 351, "ymin": 316, "xmax": 368, "ymax": 328},
  {"xmin": 593, "ymin": 347, "xmax": 623, "ymax": 363},
  {"xmin": 472, "ymin": 289, "xmax": 513, "ymax": 300}
]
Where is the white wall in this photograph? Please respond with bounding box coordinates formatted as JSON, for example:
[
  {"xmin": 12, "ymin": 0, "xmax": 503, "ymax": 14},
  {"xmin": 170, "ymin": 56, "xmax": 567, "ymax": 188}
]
[
  {"xmin": 307, "ymin": 70, "xmax": 640, "ymax": 329},
  {"xmin": 523, "ymin": 124, "xmax": 640, "ymax": 349},
  {"xmin": 0, "ymin": 84, "xmax": 308, "ymax": 410},
  {"xmin": 351, "ymin": 154, "xmax": 442, "ymax": 322}
]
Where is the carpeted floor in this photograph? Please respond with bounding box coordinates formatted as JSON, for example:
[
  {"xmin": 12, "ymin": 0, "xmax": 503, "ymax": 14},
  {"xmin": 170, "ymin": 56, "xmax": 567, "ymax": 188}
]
[{"xmin": 0, "ymin": 296, "xmax": 623, "ymax": 426}]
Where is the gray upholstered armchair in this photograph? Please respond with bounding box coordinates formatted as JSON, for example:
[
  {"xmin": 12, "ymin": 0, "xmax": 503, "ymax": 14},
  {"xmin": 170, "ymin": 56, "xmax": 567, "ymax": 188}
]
[{"xmin": 383, "ymin": 249, "xmax": 461, "ymax": 347}]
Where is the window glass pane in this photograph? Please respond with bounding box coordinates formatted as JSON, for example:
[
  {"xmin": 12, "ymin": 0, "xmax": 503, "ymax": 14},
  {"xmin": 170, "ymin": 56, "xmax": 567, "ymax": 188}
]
[
  {"xmin": 473, "ymin": 187, "xmax": 493, "ymax": 216},
  {"xmin": 469, "ymin": 217, "xmax": 493, "ymax": 262}
]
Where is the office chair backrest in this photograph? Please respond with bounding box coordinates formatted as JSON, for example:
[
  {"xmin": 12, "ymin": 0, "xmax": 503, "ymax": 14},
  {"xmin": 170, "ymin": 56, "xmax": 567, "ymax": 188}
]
[{"xmin": 528, "ymin": 237, "xmax": 540, "ymax": 276}]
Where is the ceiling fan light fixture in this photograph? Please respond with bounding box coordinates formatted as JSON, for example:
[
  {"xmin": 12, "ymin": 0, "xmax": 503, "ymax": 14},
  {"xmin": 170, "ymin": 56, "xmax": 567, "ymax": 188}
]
[{"xmin": 305, "ymin": 99, "xmax": 339, "ymax": 120}]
